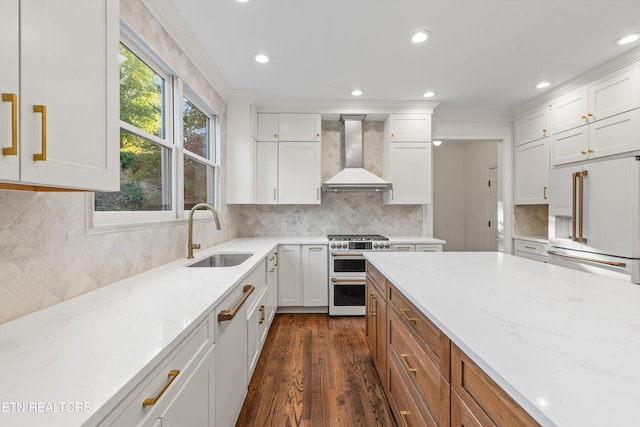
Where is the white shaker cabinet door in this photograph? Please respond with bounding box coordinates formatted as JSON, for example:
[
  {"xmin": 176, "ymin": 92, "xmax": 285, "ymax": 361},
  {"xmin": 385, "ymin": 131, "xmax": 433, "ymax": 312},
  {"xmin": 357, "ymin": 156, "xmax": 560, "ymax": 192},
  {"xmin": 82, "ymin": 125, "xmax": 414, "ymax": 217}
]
[
  {"xmin": 18, "ymin": 0, "xmax": 119, "ymax": 190},
  {"xmin": 0, "ymin": 0, "xmax": 19, "ymax": 181},
  {"xmin": 301, "ymin": 245, "xmax": 328, "ymax": 307},
  {"xmin": 515, "ymin": 107, "xmax": 549, "ymax": 146},
  {"xmin": 551, "ymin": 87, "xmax": 589, "ymax": 134},
  {"xmin": 278, "ymin": 113, "xmax": 321, "ymax": 141},
  {"xmin": 257, "ymin": 113, "xmax": 279, "ymax": 142},
  {"xmin": 384, "ymin": 142, "xmax": 432, "ymax": 204},
  {"xmin": 277, "ymin": 245, "xmax": 302, "ymax": 306},
  {"xmin": 278, "ymin": 141, "xmax": 321, "ymax": 204},
  {"xmin": 255, "ymin": 141, "xmax": 278, "ymax": 204},
  {"xmin": 514, "ymin": 138, "xmax": 549, "ymax": 204}
]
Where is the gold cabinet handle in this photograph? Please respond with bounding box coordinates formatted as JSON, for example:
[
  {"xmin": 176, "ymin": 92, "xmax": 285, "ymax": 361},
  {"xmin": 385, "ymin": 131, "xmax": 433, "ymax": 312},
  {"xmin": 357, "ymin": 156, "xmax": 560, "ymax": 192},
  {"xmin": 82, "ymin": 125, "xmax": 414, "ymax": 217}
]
[
  {"xmin": 399, "ymin": 354, "xmax": 417, "ymax": 375},
  {"xmin": 369, "ymin": 294, "xmax": 377, "ymax": 316},
  {"xmin": 587, "ymin": 113, "xmax": 593, "ymax": 117},
  {"xmin": 399, "ymin": 410, "xmax": 410, "ymax": 427},
  {"xmin": 577, "ymin": 170, "xmax": 587, "ymax": 243},
  {"xmin": 587, "ymin": 149, "xmax": 593, "ymax": 153},
  {"xmin": 542, "ymin": 128, "xmax": 547, "ymax": 134},
  {"xmin": 2, "ymin": 93, "xmax": 18, "ymax": 156},
  {"xmin": 142, "ymin": 370, "xmax": 180, "ymax": 406},
  {"xmin": 581, "ymin": 151, "xmax": 587, "ymax": 155},
  {"xmin": 259, "ymin": 305, "xmax": 265, "ymax": 324},
  {"xmin": 273, "ymin": 133, "xmax": 277, "ymax": 138},
  {"xmin": 391, "ymin": 133, "xmax": 395, "ymax": 138},
  {"xmin": 524, "ymin": 245, "xmax": 537, "ymax": 250},
  {"xmin": 218, "ymin": 285, "xmax": 255, "ymax": 321},
  {"xmin": 581, "ymin": 115, "xmax": 587, "ymax": 119},
  {"xmin": 400, "ymin": 308, "xmax": 417, "ymax": 325},
  {"xmin": 33, "ymin": 105, "xmax": 47, "ymax": 161},
  {"xmin": 543, "ymin": 186, "xmax": 548, "ymax": 200}
]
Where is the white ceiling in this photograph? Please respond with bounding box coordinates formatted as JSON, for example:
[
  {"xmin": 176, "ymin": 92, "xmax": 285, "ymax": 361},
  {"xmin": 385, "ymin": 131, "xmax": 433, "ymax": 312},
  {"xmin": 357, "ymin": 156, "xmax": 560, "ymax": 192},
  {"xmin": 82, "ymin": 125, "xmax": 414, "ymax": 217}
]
[{"xmin": 167, "ymin": 0, "xmax": 640, "ymax": 112}]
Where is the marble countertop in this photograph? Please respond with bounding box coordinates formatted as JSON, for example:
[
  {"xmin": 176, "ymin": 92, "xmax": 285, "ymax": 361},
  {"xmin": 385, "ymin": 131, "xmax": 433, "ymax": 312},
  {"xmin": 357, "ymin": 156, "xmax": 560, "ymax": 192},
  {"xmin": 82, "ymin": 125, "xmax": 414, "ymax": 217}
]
[
  {"xmin": 0, "ymin": 236, "xmax": 325, "ymax": 427},
  {"xmin": 364, "ymin": 251, "xmax": 640, "ymax": 427}
]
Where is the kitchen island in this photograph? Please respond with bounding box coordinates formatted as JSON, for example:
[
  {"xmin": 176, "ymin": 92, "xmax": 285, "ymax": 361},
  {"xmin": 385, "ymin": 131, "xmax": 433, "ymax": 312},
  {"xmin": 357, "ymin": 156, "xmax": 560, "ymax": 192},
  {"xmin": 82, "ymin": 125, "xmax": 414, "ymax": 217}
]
[{"xmin": 364, "ymin": 251, "xmax": 640, "ymax": 427}]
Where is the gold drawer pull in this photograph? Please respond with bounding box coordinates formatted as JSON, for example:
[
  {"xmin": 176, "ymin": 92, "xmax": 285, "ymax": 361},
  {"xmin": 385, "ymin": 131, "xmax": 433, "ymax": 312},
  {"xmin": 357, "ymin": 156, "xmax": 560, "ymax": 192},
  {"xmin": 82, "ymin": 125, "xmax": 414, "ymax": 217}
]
[
  {"xmin": 400, "ymin": 308, "xmax": 417, "ymax": 325},
  {"xmin": 399, "ymin": 410, "xmax": 410, "ymax": 427},
  {"xmin": 33, "ymin": 105, "xmax": 47, "ymax": 161},
  {"xmin": 581, "ymin": 115, "xmax": 587, "ymax": 119},
  {"xmin": 218, "ymin": 284, "xmax": 255, "ymax": 321},
  {"xmin": 142, "ymin": 370, "xmax": 180, "ymax": 406},
  {"xmin": 543, "ymin": 186, "xmax": 547, "ymax": 200},
  {"xmin": 369, "ymin": 294, "xmax": 376, "ymax": 315},
  {"xmin": 524, "ymin": 245, "xmax": 537, "ymax": 250},
  {"xmin": 259, "ymin": 305, "xmax": 265, "ymax": 324},
  {"xmin": 400, "ymin": 354, "xmax": 417, "ymax": 375},
  {"xmin": 2, "ymin": 93, "xmax": 18, "ymax": 156}
]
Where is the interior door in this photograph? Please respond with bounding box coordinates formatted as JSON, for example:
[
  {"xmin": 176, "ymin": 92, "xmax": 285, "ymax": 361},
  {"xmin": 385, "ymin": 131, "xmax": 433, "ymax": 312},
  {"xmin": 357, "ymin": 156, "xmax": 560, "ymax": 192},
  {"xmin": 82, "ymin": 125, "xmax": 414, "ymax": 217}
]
[{"xmin": 487, "ymin": 167, "xmax": 498, "ymax": 251}]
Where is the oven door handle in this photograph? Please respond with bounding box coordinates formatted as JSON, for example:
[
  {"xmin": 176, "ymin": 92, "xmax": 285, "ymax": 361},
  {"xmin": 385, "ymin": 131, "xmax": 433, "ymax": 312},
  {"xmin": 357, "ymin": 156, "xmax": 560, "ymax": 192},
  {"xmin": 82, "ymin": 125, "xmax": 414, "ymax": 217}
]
[
  {"xmin": 331, "ymin": 278, "xmax": 366, "ymax": 284},
  {"xmin": 331, "ymin": 252, "xmax": 364, "ymax": 257}
]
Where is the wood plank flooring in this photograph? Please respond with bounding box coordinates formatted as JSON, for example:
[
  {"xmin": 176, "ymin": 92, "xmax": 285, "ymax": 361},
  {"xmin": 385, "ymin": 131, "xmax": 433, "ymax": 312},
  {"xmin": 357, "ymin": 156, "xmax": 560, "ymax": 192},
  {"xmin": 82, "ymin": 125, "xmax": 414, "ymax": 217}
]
[{"xmin": 235, "ymin": 314, "xmax": 396, "ymax": 427}]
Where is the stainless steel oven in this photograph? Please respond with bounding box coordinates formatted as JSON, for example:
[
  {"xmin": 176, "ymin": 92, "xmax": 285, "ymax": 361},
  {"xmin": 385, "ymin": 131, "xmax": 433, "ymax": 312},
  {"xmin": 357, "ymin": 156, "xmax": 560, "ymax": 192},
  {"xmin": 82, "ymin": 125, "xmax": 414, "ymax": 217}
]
[{"xmin": 328, "ymin": 235, "xmax": 390, "ymax": 316}]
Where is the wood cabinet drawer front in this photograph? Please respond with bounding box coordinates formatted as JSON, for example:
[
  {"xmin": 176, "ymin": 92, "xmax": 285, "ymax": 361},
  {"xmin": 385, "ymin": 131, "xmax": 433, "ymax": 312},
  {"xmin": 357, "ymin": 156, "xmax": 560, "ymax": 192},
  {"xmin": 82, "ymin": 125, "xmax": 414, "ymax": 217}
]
[
  {"xmin": 451, "ymin": 389, "xmax": 485, "ymax": 427},
  {"xmin": 389, "ymin": 309, "xmax": 450, "ymax": 426},
  {"xmin": 451, "ymin": 344, "xmax": 539, "ymax": 427},
  {"xmin": 388, "ymin": 352, "xmax": 436, "ymax": 427},
  {"xmin": 388, "ymin": 284, "xmax": 450, "ymax": 379},
  {"xmin": 366, "ymin": 262, "xmax": 387, "ymax": 295},
  {"xmin": 103, "ymin": 319, "xmax": 211, "ymax": 426}
]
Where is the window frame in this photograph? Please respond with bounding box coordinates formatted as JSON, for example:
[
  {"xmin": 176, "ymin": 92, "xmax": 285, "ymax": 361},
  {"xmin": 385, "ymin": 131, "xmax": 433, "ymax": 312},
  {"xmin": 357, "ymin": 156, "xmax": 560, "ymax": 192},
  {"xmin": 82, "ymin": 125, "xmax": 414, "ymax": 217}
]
[{"xmin": 93, "ymin": 29, "xmax": 221, "ymax": 228}]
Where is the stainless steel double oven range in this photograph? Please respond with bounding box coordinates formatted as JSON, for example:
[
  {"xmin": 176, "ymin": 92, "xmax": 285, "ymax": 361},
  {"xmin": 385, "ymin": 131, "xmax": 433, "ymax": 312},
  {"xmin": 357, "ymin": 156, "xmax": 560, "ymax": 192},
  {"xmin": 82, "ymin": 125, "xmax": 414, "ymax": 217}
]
[{"xmin": 328, "ymin": 234, "xmax": 391, "ymax": 316}]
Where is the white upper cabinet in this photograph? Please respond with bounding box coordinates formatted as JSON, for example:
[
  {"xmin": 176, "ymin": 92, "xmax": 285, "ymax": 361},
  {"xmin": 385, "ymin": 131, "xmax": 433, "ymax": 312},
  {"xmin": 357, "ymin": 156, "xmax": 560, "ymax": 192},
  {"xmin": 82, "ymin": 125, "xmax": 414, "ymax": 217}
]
[
  {"xmin": 383, "ymin": 142, "xmax": 432, "ymax": 204},
  {"xmin": 550, "ymin": 65, "xmax": 640, "ymax": 166},
  {"xmin": 278, "ymin": 141, "xmax": 321, "ymax": 204},
  {"xmin": 227, "ymin": 102, "xmax": 257, "ymax": 203},
  {"xmin": 385, "ymin": 114, "xmax": 431, "ymax": 142},
  {"xmin": 1, "ymin": 0, "xmax": 119, "ymax": 191},
  {"xmin": 514, "ymin": 138, "xmax": 550, "ymax": 204},
  {"xmin": 255, "ymin": 141, "xmax": 278, "ymax": 204},
  {"xmin": 278, "ymin": 114, "xmax": 321, "ymax": 142},
  {"xmin": 515, "ymin": 106, "xmax": 550, "ymax": 145},
  {"xmin": 257, "ymin": 113, "xmax": 278, "ymax": 142}
]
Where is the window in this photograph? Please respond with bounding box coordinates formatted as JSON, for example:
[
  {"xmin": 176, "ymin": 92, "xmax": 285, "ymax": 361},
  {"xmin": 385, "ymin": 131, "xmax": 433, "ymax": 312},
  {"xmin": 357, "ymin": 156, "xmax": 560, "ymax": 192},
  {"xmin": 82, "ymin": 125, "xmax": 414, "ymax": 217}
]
[
  {"xmin": 182, "ymin": 94, "xmax": 217, "ymax": 211},
  {"xmin": 94, "ymin": 35, "xmax": 219, "ymax": 226}
]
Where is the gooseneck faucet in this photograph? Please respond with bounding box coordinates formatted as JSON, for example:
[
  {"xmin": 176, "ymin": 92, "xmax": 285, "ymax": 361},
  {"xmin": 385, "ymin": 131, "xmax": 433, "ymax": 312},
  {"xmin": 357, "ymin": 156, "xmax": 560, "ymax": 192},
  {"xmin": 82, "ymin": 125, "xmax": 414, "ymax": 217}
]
[{"xmin": 187, "ymin": 203, "xmax": 222, "ymax": 259}]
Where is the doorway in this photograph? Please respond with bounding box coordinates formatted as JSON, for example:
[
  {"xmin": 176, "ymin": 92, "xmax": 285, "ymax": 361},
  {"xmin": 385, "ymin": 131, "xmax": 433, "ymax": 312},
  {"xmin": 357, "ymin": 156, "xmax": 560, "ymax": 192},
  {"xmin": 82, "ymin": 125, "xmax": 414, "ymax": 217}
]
[{"xmin": 432, "ymin": 140, "xmax": 499, "ymax": 251}]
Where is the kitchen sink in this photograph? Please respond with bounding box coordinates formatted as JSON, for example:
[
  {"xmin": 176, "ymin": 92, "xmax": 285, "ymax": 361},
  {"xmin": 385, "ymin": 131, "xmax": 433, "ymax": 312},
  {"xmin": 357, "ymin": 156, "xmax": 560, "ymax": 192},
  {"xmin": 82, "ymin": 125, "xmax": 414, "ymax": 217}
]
[{"xmin": 187, "ymin": 253, "xmax": 253, "ymax": 268}]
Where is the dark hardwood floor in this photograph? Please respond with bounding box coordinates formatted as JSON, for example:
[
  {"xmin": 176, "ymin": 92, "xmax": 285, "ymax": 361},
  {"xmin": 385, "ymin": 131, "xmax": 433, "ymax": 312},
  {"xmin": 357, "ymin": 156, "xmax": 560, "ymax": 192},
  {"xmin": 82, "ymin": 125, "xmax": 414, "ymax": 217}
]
[{"xmin": 235, "ymin": 314, "xmax": 396, "ymax": 427}]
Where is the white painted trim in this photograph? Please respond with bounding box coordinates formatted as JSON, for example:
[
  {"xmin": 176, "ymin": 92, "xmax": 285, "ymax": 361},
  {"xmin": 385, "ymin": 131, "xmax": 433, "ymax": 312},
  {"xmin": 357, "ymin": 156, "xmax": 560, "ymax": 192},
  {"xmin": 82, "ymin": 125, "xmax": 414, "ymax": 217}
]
[{"xmin": 140, "ymin": 0, "xmax": 231, "ymax": 100}]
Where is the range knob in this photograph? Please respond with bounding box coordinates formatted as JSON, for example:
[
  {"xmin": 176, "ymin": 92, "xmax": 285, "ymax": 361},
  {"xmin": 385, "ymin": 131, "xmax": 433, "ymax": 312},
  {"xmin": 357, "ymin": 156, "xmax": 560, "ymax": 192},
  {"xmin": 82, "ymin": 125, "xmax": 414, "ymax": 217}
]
[
  {"xmin": 341, "ymin": 243, "xmax": 348, "ymax": 249},
  {"xmin": 384, "ymin": 242, "xmax": 391, "ymax": 249},
  {"xmin": 373, "ymin": 243, "xmax": 379, "ymax": 249},
  {"xmin": 330, "ymin": 243, "xmax": 336, "ymax": 249}
]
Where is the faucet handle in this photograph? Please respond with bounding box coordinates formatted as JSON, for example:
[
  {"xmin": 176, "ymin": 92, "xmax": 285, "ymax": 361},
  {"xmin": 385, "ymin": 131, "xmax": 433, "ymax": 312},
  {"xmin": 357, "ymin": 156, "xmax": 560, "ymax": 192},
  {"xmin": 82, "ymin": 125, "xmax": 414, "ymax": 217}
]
[{"xmin": 191, "ymin": 243, "xmax": 201, "ymax": 249}]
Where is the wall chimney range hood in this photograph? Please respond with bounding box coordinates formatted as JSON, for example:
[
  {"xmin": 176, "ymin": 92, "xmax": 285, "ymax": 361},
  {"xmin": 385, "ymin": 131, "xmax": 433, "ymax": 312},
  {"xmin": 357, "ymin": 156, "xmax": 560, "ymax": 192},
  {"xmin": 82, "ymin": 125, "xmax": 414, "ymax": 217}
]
[{"xmin": 322, "ymin": 115, "xmax": 392, "ymax": 193}]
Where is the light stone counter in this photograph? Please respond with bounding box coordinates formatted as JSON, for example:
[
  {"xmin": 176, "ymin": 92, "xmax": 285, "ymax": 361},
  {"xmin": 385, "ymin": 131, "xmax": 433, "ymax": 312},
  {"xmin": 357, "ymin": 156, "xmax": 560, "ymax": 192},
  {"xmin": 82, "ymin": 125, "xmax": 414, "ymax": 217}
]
[
  {"xmin": 387, "ymin": 236, "xmax": 446, "ymax": 245},
  {"xmin": 0, "ymin": 236, "xmax": 327, "ymax": 426},
  {"xmin": 364, "ymin": 251, "xmax": 640, "ymax": 427}
]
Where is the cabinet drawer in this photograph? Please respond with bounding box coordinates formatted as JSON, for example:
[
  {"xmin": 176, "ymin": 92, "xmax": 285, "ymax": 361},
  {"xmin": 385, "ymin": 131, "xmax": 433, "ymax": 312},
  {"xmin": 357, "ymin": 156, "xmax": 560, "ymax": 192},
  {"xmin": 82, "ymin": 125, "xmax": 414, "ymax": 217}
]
[
  {"xmin": 388, "ymin": 309, "xmax": 450, "ymax": 426},
  {"xmin": 366, "ymin": 262, "xmax": 387, "ymax": 295},
  {"xmin": 451, "ymin": 344, "xmax": 539, "ymax": 427},
  {"xmin": 388, "ymin": 284, "xmax": 450, "ymax": 379},
  {"xmin": 387, "ymin": 352, "xmax": 434, "ymax": 427},
  {"xmin": 102, "ymin": 318, "xmax": 212, "ymax": 426},
  {"xmin": 513, "ymin": 240, "xmax": 548, "ymax": 257},
  {"xmin": 451, "ymin": 389, "xmax": 484, "ymax": 427},
  {"xmin": 415, "ymin": 244, "xmax": 442, "ymax": 252}
]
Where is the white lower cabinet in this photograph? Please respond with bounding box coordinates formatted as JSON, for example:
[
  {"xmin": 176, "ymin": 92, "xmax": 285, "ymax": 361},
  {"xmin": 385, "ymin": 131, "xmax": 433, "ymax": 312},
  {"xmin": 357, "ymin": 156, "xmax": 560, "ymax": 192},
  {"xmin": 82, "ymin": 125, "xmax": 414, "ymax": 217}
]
[
  {"xmin": 96, "ymin": 313, "xmax": 214, "ymax": 427},
  {"xmin": 391, "ymin": 244, "xmax": 415, "ymax": 252},
  {"xmin": 513, "ymin": 239, "xmax": 549, "ymax": 263},
  {"xmin": 416, "ymin": 244, "xmax": 443, "ymax": 252},
  {"xmin": 301, "ymin": 245, "xmax": 328, "ymax": 306},
  {"xmin": 266, "ymin": 251, "xmax": 278, "ymax": 324},
  {"xmin": 391, "ymin": 243, "xmax": 443, "ymax": 252},
  {"xmin": 277, "ymin": 244, "xmax": 329, "ymax": 309},
  {"xmin": 159, "ymin": 345, "xmax": 215, "ymax": 426},
  {"xmin": 277, "ymin": 245, "xmax": 302, "ymax": 306},
  {"xmin": 247, "ymin": 288, "xmax": 268, "ymax": 377}
]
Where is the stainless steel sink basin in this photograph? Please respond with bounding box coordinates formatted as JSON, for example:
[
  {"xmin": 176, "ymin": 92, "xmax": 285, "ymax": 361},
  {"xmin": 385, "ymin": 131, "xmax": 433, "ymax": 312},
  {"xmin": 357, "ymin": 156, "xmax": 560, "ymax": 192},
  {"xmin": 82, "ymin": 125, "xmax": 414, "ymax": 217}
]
[{"xmin": 187, "ymin": 253, "xmax": 253, "ymax": 268}]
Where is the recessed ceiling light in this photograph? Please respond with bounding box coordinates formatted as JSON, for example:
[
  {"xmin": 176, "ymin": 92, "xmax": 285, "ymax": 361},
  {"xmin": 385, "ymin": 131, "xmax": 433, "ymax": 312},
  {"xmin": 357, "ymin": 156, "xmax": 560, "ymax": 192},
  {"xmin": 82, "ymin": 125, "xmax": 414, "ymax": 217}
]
[
  {"xmin": 535, "ymin": 81, "xmax": 552, "ymax": 89},
  {"xmin": 433, "ymin": 140, "xmax": 442, "ymax": 146},
  {"xmin": 422, "ymin": 91, "xmax": 436, "ymax": 98},
  {"xmin": 351, "ymin": 89, "xmax": 363, "ymax": 96},
  {"xmin": 254, "ymin": 53, "xmax": 269, "ymax": 64},
  {"xmin": 615, "ymin": 33, "xmax": 640, "ymax": 45},
  {"xmin": 411, "ymin": 30, "xmax": 430, "ymax": 44},
  {"xmin": 236, "ymin": 0, "xmax": 249, "ymax": 3}
]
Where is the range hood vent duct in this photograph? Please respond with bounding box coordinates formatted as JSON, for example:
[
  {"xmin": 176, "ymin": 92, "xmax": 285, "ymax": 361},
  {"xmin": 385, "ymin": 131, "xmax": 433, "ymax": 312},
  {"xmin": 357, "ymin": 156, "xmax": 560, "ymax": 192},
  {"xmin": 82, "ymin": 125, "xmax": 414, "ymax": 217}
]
[{"xmin": 322, "ymin": 115, "xmax": 392, "ymax": 193}]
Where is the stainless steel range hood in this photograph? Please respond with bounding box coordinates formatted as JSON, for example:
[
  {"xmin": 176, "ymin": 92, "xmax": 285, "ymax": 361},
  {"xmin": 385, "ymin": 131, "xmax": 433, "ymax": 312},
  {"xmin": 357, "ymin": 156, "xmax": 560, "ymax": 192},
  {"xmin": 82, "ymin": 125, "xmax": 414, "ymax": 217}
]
[{"xmin": 322, "ymin": 115, "xmax": 392, "ymax": 193}]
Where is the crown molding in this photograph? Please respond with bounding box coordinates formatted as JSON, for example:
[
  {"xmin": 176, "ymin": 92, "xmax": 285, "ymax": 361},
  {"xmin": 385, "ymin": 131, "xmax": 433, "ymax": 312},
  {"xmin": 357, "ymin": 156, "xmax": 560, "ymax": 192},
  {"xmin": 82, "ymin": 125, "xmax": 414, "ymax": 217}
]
[
  {"xmin": 141, "ymin": 0, "xmax": 231, "ymax": 101},
  {"xmin": 513, "ymin": 46, "xmax": 640, "ymax": 119}
]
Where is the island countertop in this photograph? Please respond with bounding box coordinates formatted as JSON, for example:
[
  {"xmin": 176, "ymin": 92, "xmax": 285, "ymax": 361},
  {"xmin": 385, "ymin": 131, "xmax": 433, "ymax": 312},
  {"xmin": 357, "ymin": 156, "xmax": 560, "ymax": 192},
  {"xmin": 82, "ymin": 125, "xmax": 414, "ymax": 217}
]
[{"xmin": 363, "ymin": 251, "xmax": 640, "ymax": 427}]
